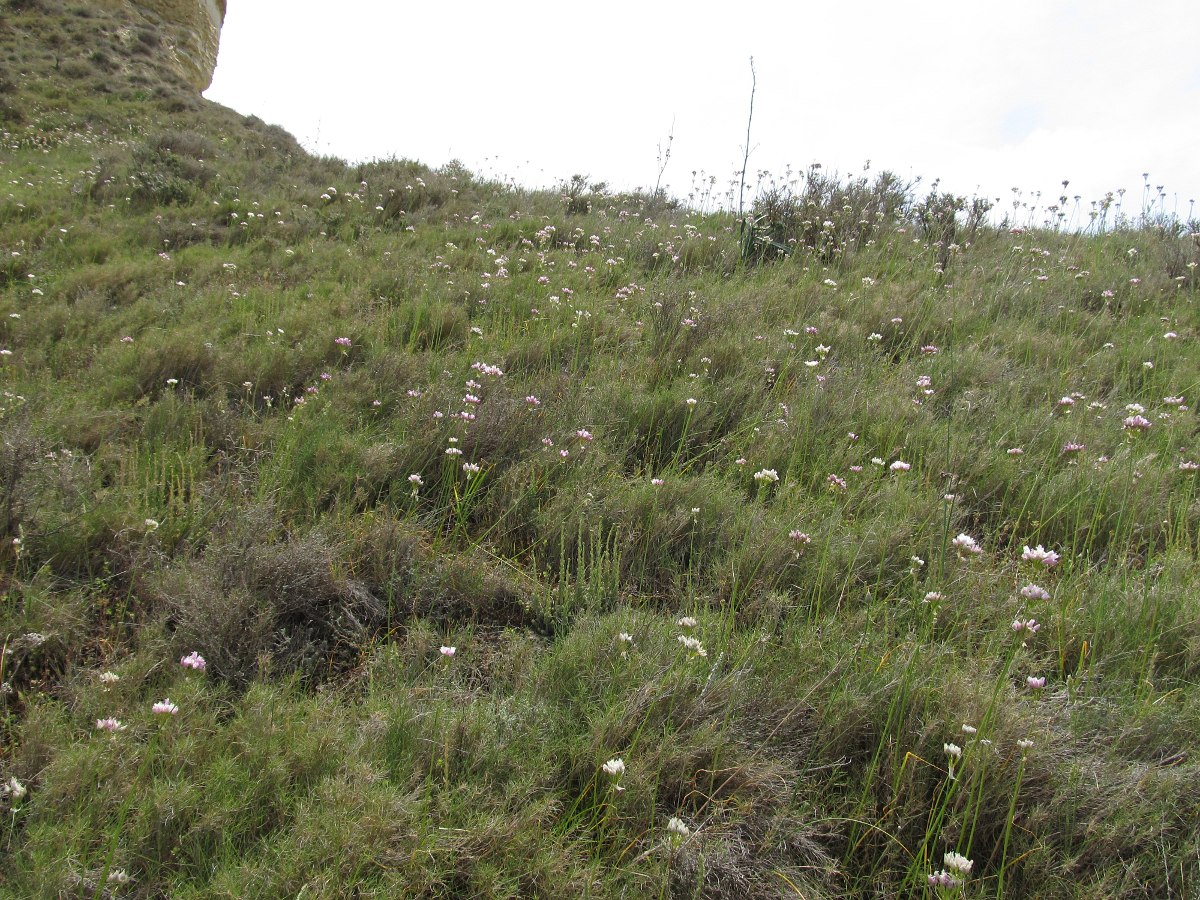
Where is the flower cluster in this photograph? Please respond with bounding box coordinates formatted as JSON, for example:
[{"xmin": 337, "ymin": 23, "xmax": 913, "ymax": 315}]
[
  {"xmin": 951, "ymin": 533, "xmax": 982, "ymax": 557},
  {"xmin": 1021, "ymin": 545, "xmax": 1060, "ymax": 568}
]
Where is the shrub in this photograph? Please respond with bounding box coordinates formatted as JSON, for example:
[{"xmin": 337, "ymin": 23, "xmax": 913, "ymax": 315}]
[{"xmin": 157, "ymin": 510, "xmax": 382, "ymax": 685}]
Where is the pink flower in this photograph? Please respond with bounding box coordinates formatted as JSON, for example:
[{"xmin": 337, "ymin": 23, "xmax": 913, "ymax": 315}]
[
  {"xmin": 96, "ymin": 717, "xmax": 126, "ymax": 732},
  {"xmin": 1020, "ymin": 584, "xmax": 1049, "ymax": 601},
  {"xmin": 1021, "ymin": 545, "xmax": 1060, "ymax": 568},
  {"xmin": 889, "ymin": 460, "xmax": 911, "ymax": 472},
  {"xmin": 1122, "ymin": 414, "xmax": 1152, "ymax": 431},
  {"xmin": 334, "ymin": 337, "xmax": 352, "ymax": 347},
  {"xmin": 439, "ymin": 646, "xmax": 456, "ymax": 658},
  {"xmin": 524, "ymin": 396, "xmax": 541, "ymax": 406},
  {"xmin": 651, "ymin": 477, "xmax": 664, "ymax": 486},
  {"xmin": 575, "ymin": 429, "xmax": 593, "ymax": 441},
  {"xmin": 1026, "ymin": 675, "xmax": 1046, "ymax": 689},
  {"xmin": 180, "ymin": 651, "xmax": 206, "ymax": 672},
  {"xmin": 789, "ymin": 530, "xmax": 811, "ymax": 544},
  {"xmin": 152, "ymin": 699, "xmax": 179, "ymax": 716}
]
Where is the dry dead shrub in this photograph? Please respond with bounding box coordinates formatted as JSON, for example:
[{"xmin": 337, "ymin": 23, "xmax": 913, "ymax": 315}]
[{"xmin": 155, "ymin": 504, "xmax": 382, "ymax": 685}]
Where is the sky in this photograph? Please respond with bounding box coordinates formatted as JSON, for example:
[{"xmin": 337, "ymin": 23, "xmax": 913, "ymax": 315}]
[{"xmin": 205, "ymin": 1, "xmax": 1200, "ymax": 225}]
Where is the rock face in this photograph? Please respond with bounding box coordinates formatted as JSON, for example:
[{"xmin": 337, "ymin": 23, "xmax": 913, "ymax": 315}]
[
  {"xmin": 136, "ymin": 0, "xmax": 226, "ymax": 90},
  {"xmin": 96, "ymin": 0, "xmax": 226, "ymax": 91}
]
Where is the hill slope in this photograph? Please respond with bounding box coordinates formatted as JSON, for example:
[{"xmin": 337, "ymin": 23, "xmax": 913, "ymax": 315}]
[{"xmin": 1, "ymin": 3, "xmax": 1199, "ymax": 897}]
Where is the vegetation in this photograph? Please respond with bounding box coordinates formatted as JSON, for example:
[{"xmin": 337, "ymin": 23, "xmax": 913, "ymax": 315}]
[{"xmin": 1, "ymin": 2, "xmax": 1199, "ymax": 896}]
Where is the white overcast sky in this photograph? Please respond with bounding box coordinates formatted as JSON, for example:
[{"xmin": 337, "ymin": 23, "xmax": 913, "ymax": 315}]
[{"xmin": 205, "ymin": 1, "xmax": 1200, "ymax": 223}]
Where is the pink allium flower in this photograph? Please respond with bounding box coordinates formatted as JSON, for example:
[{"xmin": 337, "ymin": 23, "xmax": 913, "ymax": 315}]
[
  {"xmin": 889, "ymin": 460, "xmax": 911, "ymax": 472},
  {"xmin": 1122, "ymin": 414, "xmax": 1152, "ymax": 431},
  {"xmin": 1061, "ymin": 442, "xmax": 1085, "ymax": 454},
  {"xmin": 96, "ymin": 717, "xmax": 126, "ymax": 732},
  {"xmin": 928, "ymin": 871, "xmax": 959, "ymax": 889},
  {"xmin": 1007, "ymin": 447, "xmax": 1024, "ymax": 456},
  {"xmin": 1026, "ymin": 675, "xmax": 1046, "ymax": 689},
  {"xmin": 1021, "ymin": 545, "xmax": 1060, "ymax": 568},
  {"xmin": 152, "ymin": 699, "xmax": 179, "ymax": 715},
  {"xmin": 575, "ymin": 429, "xmax": 593, "ymax": 441},
  {"xmin": 334, "ymin": 337, "xmax": 352, "ymax": 347},
  {"xmin": 439, "ymin": 646, "xmax": 456, "ymax": 658},
  {"xmin": 650, "ymin": 477, "xmax": 664, "ymax": 486},
  {"xmin": 1020, "ymin": 584, "xmax": 1050, "ymax": 601},
  {"xmin": 1012, "ymin": 617, "xmax": 1041, "ymax": 634},
  {"xmin": 789, "ymin": 530, "xmax": 811, "ymax": 544},
  {"xmin": 180, "ymin": 651, "xmax": 206, "ymax": 672}
]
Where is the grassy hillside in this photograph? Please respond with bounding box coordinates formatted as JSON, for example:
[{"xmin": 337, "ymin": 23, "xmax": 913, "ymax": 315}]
[{"xmin": 1, "ymin": 2, "xmax": 1199, "ymax": 897}]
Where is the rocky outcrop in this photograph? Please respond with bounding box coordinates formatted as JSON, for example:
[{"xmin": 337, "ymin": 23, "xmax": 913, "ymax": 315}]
[{"xmin": 94, "ymin": 0, "xmax": 226, "ymax": 91}]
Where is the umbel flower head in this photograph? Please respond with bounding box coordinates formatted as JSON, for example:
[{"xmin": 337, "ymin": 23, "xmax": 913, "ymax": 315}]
[
  {"xmin": 152, "ymin": 699, "xmax": 179, "ymax": 716},
  {"xmin": 601, "ymin": 757, "xmax": 626, "ymax": 777},
  {"xmin": 1021, "ymin": 544, "xmax": 1060, "ymax": 568},
  {"xmin": 951, "ymin": 533, "xmax": 982, "ymax": 557}
]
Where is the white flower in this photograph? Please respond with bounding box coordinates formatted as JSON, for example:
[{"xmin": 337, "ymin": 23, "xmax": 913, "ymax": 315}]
[
  {"xmin": 752, "ymin": 468, "xmax": 779, "ymax": 483},
  {"xmin": 439, "ymin": 646, "xmax": 456, "ymax": 658},
  {"xmin": 666, "ymin": 816, "xmax": 691, "ymax": 837},
  {"xmin": 5, "ymin": 776, "xmax": 26, "ymax": 801},
  {"xmin": 951, "ymin": 533, "xmax": 982, "ymax": 556},
  {"xmin": 677, "ymin": 635, "xmax": 707, "ymax": 657},
  {"xmin": 676, "ymin": 616, "xmax": 698, "ymax": 629},
  {"xmin": 944, "ymin": 851, "xmax": 973, "ymax": 875}
]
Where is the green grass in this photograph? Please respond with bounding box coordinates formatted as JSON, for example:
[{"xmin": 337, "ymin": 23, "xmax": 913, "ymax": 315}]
[{"xmin": 1, "ymin": 2, "xmax": 1199, "ymax": 897}]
